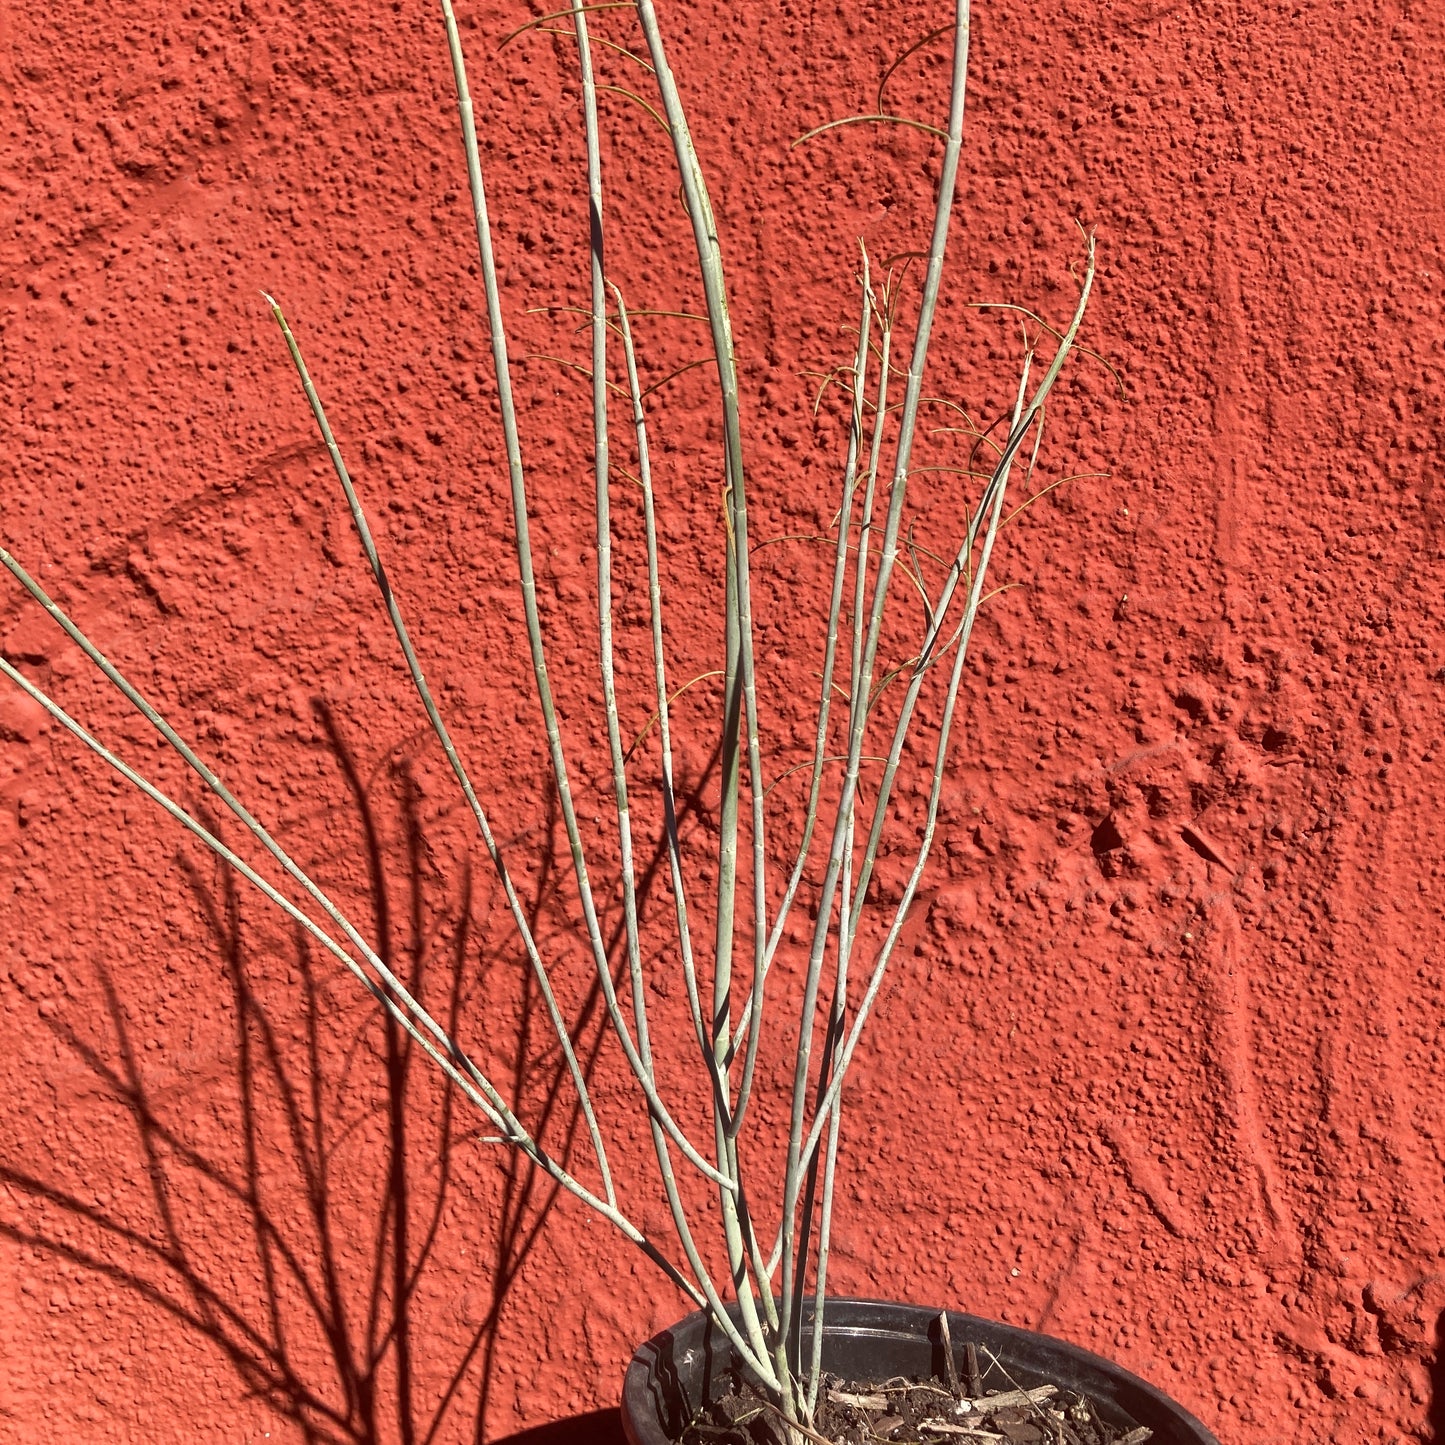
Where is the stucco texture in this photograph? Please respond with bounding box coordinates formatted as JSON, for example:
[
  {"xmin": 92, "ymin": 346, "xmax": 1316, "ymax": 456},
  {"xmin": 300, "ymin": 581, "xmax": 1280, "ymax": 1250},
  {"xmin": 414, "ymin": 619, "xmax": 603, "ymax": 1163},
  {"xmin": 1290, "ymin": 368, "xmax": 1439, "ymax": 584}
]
[{"xmin": 2, "ymin": 0, "xmax": 1444, "ymax": 1441}]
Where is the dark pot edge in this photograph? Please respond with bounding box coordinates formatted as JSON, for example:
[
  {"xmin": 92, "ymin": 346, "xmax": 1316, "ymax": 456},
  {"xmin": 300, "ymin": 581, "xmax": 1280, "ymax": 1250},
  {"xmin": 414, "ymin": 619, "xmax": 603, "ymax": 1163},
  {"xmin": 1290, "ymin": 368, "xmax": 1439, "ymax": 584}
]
[{"xmin": 621, "ymin": 1297, "xmax": 1221, "ymax": 1445}]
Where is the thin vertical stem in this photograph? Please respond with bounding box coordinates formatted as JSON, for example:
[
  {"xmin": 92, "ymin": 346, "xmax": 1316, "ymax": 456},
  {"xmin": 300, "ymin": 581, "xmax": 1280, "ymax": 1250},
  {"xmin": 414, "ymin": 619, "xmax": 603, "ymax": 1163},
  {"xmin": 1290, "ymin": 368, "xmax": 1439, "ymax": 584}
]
[
  {"xmin": 632, "ymin": 0, "xmax": 769, "ymax": 1080},
  {"xmin": 796, "ymin": 257, "xmax": 1096, "ymax": 1190},
  {"xmin": 632, "ymin": 0, "xmax": 774, "ymax": 1372},
  {"xmin": 784, "ymin": 245, "xmax": 1095, "ymax": 1256},
  {"xmin": 844, "ymin": 250, "xmax": 1096, "ymax": 961},
  {"xmin": 731, "ymin": 259, "xmax": 874, "ymax": 1135},
  {"xmin": 776, "ymin": 0, "xmax": 973, "ymax": 1373},
  {"xmin": 804, "ymin": 798, "xmax": 854, "ymax": 1418},
  {"xmin": 571, "ymin": 21, "xmax": 773, "ymax": 1374},
  {"xmin": 437, "ymin": 0, "xmax": 733, "ymax": 1194},
  {"xmin": 611, "ymin": 287, "xmax": 711, "ymax": 1072}
]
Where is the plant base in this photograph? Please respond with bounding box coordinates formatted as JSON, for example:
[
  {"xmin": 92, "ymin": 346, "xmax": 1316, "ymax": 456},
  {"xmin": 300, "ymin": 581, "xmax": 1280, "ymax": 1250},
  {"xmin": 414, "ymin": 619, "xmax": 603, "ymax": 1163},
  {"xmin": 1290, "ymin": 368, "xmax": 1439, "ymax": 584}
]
[{"xmin": 620, "ymin": 1298, "xmax": 1219, "ymax": 1445}]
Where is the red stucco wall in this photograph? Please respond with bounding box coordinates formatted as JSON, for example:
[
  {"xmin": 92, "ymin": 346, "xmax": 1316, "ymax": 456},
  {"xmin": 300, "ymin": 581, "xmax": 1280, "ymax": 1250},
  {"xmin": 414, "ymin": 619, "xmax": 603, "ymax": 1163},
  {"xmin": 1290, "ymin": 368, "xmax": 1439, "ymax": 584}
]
[{"xmin": 3, "ymin": 0, "xmax": 1444, "ymax": 1441}]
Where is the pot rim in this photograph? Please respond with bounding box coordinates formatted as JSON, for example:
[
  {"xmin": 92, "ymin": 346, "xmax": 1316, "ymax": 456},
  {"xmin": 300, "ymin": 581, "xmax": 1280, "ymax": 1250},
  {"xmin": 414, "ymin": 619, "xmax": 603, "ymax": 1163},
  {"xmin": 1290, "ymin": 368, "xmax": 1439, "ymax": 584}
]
[{"xmin": 621, "ymin": 1296, "xmax": 1220, "ymax": 1445}]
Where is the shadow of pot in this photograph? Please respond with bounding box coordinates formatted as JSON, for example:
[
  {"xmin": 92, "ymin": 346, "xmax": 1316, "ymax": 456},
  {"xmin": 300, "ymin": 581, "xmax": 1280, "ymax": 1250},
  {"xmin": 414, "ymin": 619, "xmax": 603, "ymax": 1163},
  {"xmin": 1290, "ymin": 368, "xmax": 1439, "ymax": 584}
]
[
  {"xmin": 489, "ymin": 1408, "xmax": 628, "ymax": 1444},
  {"xmin": 622, "ymin": 1298, "xmax": 1219, "ymax": 1445}
]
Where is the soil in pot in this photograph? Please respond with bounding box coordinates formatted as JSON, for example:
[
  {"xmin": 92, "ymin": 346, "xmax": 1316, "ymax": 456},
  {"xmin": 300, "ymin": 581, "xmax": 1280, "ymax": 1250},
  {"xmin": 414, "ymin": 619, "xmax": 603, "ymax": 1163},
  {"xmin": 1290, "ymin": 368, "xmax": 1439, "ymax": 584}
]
[{"xmin": 686, "ymin": 1355, "xmax": 1154, "ymax": 1445}]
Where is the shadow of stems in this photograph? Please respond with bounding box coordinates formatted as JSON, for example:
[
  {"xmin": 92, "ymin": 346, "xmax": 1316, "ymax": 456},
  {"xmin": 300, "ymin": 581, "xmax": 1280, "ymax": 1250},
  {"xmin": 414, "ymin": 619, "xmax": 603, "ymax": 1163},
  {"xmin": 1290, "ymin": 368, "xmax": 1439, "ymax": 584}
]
[
  {"xmin": 0, "ymin": 704, "xmax": 647, "ymax": 1443},
  {"xmin": 2, "ymin": 679, "xmax": 725, "ymax": 1441}
]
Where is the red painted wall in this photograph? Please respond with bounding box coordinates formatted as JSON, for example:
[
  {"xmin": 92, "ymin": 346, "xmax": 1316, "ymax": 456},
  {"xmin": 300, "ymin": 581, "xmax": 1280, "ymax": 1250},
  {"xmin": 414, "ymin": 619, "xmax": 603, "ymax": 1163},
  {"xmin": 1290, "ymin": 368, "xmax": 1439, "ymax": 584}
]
[{"xmin": 2, "ymin": 0, "xmax": 1444, "ymax": 1441}]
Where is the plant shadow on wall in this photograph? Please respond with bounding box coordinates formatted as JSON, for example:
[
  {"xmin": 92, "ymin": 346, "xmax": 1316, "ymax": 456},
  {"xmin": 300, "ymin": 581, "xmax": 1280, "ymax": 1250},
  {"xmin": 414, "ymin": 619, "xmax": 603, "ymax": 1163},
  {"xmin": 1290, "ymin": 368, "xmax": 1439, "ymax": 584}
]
[{"xmin": 0, "ymin": 705, "xmax": 711, "ymax": 1444}]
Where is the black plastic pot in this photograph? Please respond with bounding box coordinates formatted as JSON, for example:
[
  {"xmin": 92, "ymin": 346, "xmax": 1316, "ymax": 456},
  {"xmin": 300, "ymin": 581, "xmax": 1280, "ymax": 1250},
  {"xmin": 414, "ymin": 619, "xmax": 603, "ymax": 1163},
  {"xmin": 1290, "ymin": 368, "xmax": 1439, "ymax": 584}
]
[{"xmin": 622, "ymin": 1298, "xmax": 1219, "ymax": 1445}]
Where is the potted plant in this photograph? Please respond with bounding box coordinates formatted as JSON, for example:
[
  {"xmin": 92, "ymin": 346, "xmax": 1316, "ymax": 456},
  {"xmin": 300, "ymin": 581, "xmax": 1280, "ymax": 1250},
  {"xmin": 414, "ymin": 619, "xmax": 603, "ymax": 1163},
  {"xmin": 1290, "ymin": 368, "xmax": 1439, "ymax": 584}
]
[{"xmin": 1, "ymin": 1, "xmax": 1216, "ymax": 1441}]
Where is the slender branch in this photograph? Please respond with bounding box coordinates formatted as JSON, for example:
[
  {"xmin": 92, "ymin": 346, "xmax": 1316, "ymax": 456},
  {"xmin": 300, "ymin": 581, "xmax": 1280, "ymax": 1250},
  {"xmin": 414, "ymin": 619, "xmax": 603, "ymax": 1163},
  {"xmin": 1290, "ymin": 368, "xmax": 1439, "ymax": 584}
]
[
  {"xmin": 613, "ymin": 286, "xmax": 714, "ymax": 1088},
  {"xmin": 876, "ymin": 22, "xmax": 958, "ymax": 115},
  {"xmin": 775, "ymin": 0, "xmax": 974, "ymax": 1372},
  {"xmin": 0, "ymin": 654, "xmax": 698, "ymax": 1299},
  {"xmin": 634, "ymin": 0, "xmax": 776, "ymax": 1371},
  {"xmin": 804, "ymin": 798, "xmax": 854, "ymax": 1418},
  {"xmin": 844, "ymin": 245, "xmax": 1096, "ymax": 966},
  {"xmin": 0, "ymin": 547, "xmax": 529, "ymax": 1170},
  {"xmin": 793, "ymin": 113, "xmax": 950, "ymax": 148},
  {"xmin": 261, "ymin": 298, "xmax": 618, "ymax": 1210},
  {"xmin": 801, "ymin": 239, "xmax": 1096, "ymax": 1186},
  {"xmin": 730, "ymin": 255, "xmax": 874, "ymax": 1136},
  {"xmin": 573, "ymin": 15, "xmax": 763, "ymax": 1369},
  {"xmin": 438, "ymin": 0, "xmax": 734, "ymax": 1194},
  {"xmin": 497, "ymin": 2, "xmax": 636, "ymax": 51}
]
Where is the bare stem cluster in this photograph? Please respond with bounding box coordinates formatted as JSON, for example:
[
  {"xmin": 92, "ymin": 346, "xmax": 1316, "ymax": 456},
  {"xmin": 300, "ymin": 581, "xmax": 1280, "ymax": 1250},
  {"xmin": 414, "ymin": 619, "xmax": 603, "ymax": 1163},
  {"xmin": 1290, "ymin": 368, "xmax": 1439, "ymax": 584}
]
[{"xmin": 1, "ymin": 0, "xmax": 1096, "ymax": 1431}]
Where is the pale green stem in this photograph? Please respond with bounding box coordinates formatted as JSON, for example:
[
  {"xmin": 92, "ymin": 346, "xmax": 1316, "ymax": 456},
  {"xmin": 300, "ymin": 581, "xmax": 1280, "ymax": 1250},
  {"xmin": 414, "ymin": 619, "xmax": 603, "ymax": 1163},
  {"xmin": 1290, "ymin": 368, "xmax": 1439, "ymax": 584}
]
[
  {"xmin": 632, "ymin": 0, "xmax": 769, "ymax": 1074},
  {"xmin": 729, "ymin": 297, "xmax": 892, "ymax": 1066},
  {"xmin": 262, "ymin": 299, "xmax": 616, "ymax": 1208},
  {"xmin": 730, "ymin": 261, "xmax": 873, "ymax": 1136},
  {"xmin": 438, "ymin": 0, "xmax": 733, "ymax": 1194},
  {"xmin": 610, "ymin": 287, "xmax": 711, "ymax": 1070},
  {"xmin": 804, "ymin": 799, "xmax": 854, "ymax": 1418},
  {"xmin": 780, "ymin": 241, "xmax": 1096, "ymax": 1267},
  {"xmin": 632, "ymin": 0, "xmax": 774, "ymax": 1370},
  {"xmin": 843, "ymin": 245, "xmax": 1096, "ymax": 960},
  {"xmin": 0, "ymin": 547, "xmax": 512, "ymax": 1143},
  {"xmin": 775, "ymin": 0, "xmax": 973, "ymax": 1371},
  {"xmin": 610, "ymin": 285, "xmax": 787, "ymax": 1382},
  {"xmin": 0, "ymin": 653, "xmax": 700, "ymax": 1299},
  {"xmin": 570, "ymin": 19, "xmax": 771, "ymax": 1361},
  {"xmin": 612, "ymin": 294, "xmax": 790, "ymax": 1327},
  {"xmin": 798, "ymin": 262, "xmax": 1095, "ymax": 1191}
]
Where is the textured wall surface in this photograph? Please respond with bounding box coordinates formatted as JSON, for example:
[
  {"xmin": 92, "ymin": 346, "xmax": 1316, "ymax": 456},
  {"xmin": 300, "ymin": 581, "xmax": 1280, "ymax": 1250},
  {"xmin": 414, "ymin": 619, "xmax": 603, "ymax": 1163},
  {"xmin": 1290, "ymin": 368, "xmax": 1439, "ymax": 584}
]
[{"xmin": 2, "ymin": 0, "xmax": 1444, "ymax": 1441}]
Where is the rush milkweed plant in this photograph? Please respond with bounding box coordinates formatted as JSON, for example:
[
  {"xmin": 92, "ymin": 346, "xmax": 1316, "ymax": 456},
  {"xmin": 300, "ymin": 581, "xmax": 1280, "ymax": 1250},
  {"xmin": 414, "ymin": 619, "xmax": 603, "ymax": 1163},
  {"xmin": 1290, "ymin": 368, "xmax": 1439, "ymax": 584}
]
[{"xmin": 1, "ymin": 0, "xmax": 1096, "ymax": 1436}]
